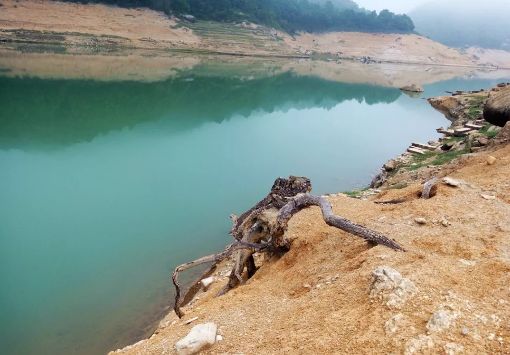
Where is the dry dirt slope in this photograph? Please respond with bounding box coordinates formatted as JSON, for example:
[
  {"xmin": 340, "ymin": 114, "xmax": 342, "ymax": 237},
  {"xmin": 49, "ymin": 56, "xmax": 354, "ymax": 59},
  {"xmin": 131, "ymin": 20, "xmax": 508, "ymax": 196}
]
[
  {"xmin": 2, "ymin": 0, "xmax": 510, "ymax": 67},
  {"xmin": 115, "ymin": 141, "xmax": 510, "ymax": 354}
]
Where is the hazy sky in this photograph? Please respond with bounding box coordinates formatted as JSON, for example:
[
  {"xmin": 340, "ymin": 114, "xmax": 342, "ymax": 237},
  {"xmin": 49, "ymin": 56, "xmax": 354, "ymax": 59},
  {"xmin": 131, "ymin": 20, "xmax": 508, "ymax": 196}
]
[{"xmin": 355, "ymin": 0, "xmax": 430, "ymax": 13}]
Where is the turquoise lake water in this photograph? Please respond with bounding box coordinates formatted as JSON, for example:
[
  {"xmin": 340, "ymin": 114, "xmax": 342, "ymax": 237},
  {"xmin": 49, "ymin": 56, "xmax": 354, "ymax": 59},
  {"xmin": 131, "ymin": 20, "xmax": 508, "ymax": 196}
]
[{"xmin": 1, "ymin": 67, "xmax": 508, "ymax": 354}]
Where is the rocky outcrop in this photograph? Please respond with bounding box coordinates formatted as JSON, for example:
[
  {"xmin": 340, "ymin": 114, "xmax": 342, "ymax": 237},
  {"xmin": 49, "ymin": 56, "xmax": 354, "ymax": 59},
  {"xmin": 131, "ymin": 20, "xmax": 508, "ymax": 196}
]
[
  {"xmin": 484, "ymin": 85, "xmax": 510, "ymax": 127},
  {"xmin": 400, "ymin": 84, "xmax": 424, "ymax": 93},
  {"xmin": 428, "ymin": 96, "xmax": 464, "ymax": 121},
  {"xmin": 495, "ymin": 121, "xmax": 510, "ymax": 143},
  {"xmin": 175, "ymin": 323, "xmax": 218, "ymax": 355}
]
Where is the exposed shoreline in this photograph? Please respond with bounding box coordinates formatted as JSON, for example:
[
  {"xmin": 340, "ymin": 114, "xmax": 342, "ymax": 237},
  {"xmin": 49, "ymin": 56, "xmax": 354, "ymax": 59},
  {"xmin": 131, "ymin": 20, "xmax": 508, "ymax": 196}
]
[
  {"xmin": 113, "ymin": 84, "xmax": 510, "ymax": 354},
  {"xmin": 1, "ymin": 0, "xmax": 510, "ymax": 71}
]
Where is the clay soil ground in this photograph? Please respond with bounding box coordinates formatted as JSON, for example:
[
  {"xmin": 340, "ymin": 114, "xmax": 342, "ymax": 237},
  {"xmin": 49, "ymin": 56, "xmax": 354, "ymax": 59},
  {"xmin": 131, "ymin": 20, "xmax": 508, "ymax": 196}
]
[
  {"xmin": 115, "ymin": 141, "xmax": 510, "ymax": 354},
  {"xmin": 1, "ymin": 0, "xmax": 510, "ymax": 68}
]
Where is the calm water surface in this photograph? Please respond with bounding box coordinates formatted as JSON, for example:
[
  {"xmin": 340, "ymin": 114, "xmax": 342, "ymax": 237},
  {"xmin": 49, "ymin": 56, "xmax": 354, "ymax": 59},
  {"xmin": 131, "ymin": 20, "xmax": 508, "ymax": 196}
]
[{"xmin": 0, "ymin": 66, "xmax": 508, "ymax": 354}]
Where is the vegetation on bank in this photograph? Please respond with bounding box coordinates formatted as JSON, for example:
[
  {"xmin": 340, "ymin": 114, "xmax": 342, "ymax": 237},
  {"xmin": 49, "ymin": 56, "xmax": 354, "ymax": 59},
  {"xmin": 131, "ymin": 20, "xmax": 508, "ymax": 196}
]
[{"xmin": 63, "ymin": 0, "xmax": 415, "ymax": 33}]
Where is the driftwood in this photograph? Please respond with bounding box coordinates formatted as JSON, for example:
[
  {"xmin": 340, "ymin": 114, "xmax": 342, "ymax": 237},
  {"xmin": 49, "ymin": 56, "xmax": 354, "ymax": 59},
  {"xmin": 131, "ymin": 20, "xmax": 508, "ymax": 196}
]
[
  {"xmin": 420, "ymin": 178, "xmax": 438, "ymax": 199},
  {"xmin": 172, "ymin": 176, "xmax": 404, "ymax": 318},
  {"xmin": 375, "ymin": 177, "xmax": 438, "ymax": 205}
]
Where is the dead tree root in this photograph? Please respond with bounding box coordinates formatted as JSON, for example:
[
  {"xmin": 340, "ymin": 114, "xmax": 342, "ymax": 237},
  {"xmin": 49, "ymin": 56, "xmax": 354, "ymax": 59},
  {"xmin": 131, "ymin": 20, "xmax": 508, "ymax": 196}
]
[{"xmin": 171, "ymin": 177, "xmax": 404, "ymax": 318}]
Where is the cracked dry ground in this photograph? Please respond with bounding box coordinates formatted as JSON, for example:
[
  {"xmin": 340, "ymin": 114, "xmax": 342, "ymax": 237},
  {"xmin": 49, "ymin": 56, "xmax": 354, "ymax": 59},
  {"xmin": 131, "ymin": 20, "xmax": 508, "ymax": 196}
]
[{"xmin": 116, "ymin": 143, "xmax": 510, "ymax": 355}]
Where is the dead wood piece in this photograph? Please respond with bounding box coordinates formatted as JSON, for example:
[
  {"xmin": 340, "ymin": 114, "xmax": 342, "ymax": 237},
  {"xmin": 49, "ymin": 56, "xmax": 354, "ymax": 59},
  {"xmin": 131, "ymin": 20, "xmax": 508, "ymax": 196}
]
[
  {"xmin": 230, "ymin": 176, "xmax": 311, "ymax": 240},
  {"xmin": 171, "ymin": 177, "xmax": 404, "ymax": 318},
  {"xmin": 421, "ymin": 178, "xmax": 438, "ymax": 199},
  {"xmin": 374, "ymin": 198, "xmax": 407, "ymax": 205},
  {"xmin": 172, "ymin": 240, "xmax": 269, "ymax": 318},
  {"xmin": 274, "ymin": 194, "xmax": 405, "ymax": 252}
]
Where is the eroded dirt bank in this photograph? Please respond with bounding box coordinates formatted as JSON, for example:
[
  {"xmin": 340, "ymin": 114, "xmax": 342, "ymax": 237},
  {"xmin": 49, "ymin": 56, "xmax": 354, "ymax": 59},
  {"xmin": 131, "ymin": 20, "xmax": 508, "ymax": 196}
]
[
  {"xmin": 112, "ymin": 88, "xmax": 510, "ymax": 354},
  {"xmin": 1, "ymin": 0, "xmax": 510, "ymax": 69}
]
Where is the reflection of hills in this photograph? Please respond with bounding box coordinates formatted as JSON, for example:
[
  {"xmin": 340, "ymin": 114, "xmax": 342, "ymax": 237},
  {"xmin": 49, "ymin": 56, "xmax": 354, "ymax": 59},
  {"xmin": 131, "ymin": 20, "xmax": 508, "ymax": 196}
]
[{"xmin": 0, "ymin": 73, "xmax": 400, "ymax": 149}]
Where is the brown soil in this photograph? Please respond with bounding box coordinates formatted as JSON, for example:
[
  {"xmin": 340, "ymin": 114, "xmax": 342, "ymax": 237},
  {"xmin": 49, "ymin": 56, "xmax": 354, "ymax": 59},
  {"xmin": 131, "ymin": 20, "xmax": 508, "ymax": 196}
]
[
  {"xmin": 113, "ymin": 138, "xmax": 510, "ymax": 354},
  {"xmin": 2, "ymin": 0, "xmax": 510, "ymax": 69}
]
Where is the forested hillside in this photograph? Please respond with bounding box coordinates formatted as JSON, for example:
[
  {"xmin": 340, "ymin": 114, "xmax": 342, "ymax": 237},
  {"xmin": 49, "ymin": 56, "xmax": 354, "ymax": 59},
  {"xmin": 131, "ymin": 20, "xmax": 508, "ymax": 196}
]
[{"xmin": 64, "ymin": 0, "xmax": 414, "ymax": 33}]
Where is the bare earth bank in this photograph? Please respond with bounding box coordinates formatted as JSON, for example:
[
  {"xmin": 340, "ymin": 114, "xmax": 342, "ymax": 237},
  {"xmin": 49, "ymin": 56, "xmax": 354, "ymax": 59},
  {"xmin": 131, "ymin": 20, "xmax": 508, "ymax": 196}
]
[
  {"xmin": 1, "ymin": 0, "xmax": 510, "ymax": 69},
  {"xmin": 113, "ymin": 89, "xmax": 510, "ymax": 355}
]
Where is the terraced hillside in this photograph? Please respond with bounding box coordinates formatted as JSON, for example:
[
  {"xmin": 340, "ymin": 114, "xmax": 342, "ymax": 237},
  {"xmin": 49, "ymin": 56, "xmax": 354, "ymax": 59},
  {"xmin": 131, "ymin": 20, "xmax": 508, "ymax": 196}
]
[{"xmin": 185, "ymin": 21, "xmax": 294, "ymax": 56}]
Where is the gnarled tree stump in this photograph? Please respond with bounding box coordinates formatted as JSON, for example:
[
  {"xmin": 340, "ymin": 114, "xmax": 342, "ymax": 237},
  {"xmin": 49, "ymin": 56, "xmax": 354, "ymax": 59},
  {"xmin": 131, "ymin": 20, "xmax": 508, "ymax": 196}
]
[{"xmin": 172, "ymin": 176, "xmax": 404, "ymax": 318}]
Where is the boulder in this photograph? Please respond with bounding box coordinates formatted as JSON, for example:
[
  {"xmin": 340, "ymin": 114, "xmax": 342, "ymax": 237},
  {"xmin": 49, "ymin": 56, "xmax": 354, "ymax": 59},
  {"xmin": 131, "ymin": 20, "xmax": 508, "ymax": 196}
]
[
  {"xmin": 400, "ymin": 84, "xmax": 424, "ymax": 93},
  {"xmin": 495, "ymin": 121, "xmax": 510, "ymax": 144},
  {"xmin": 175, "ymin": 323, "xmax": 218, "ymax": 355},
  {"xmin": 484, "ymin": 86, "xmax": 510, "ymax": 127},
  {"xmin": 383, "ymin": 160, "xmax": 398, "ymax": 172},
  {"xmin": 428, "ymin": 96, "xmax": 463, "ymax": 121}
]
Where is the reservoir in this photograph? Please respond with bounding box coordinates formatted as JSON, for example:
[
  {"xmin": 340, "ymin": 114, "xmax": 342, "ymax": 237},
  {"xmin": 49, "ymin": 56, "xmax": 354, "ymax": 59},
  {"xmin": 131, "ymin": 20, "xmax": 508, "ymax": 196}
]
[{"xmin": 0, "ymin": 60, "xmax": 508, "ymax": 354}]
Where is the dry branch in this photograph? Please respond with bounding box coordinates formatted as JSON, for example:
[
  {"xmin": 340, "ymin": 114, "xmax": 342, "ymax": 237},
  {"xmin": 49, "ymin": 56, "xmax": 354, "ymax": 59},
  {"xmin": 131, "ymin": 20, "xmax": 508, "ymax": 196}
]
[
  {"xmin": 273, "ymin": 194, "xmax": 405, "ymax": 251},
  {"xmin": 421, "ymin": 178, "xmax": 438, "ymax": 199}
]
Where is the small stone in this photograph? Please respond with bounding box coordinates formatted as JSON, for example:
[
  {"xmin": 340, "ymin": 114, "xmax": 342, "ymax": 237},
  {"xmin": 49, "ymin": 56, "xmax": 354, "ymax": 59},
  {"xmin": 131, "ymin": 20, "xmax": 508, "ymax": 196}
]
[
  {"xmin": 303, "ymin": 283, "xmax": 311, "ymax": 289},
  {"xmin": 444, "ymin": 342, "xmax": 464, "ymax": 355},
  {"xmin": 442, "ymin": 177, "xmax": 461, "ymax": 187},
  {"xmin": 216, "ymin": 335, "xmax": 223, "ymax": 341},
  {"xmin": 400, "ymin": 84, "xmax": 424, "ymax": 93},
  {"xmin": 370, "ymin": 266, "xmax": 417, "ymax": 309},
  {"xmin": 405, "ymin": 335, "xmax": 434, "ymax": 355},
  {"xmin": 414, "ymin": 217, "xmax": 427, "ymax": 225},
  {"xmin": 385, "ymin": 313, "xmax": 405, "ymax": 334},
  {"xmin": 384, "ymin": 160, "xmax": 398, "ymax": 172},
  {"xmin": 461, "ymin": 327, "xmax": 469, "ymax": 336},
  {"xmin": 487, "ymin": 156, "xmax": 497, "ymax": 165},
  {"xmin": 487, "ymin": 126, "xmax": 501, "ymax": 133},
  {"xmin": 481, "ymin": 194, "xmax": 496, "ymax": 200},
  {"xmin": 477, "ymin": 136, "xmax": 489, "ymax": 146},
  {"xmin": 441, "ymin": 218, "xmax": 450, "ymax": 227},
  {"xmin": 200, "ymin": 276, "xmax": 215, "ymax": 291},
  {"xmin": 175, "ymin": 323, "xmax": 218, "ymax": 355},
  {"xmin": 459, "ymin": 259, "xmax": 476, "ymax": 266},
  {"xmin": 488, "ymin": 333, "xmax": 495, "ymax": 341},
  {"xmin": 426, "ymin": 310, "xmax": 458, "ymax": 333}
]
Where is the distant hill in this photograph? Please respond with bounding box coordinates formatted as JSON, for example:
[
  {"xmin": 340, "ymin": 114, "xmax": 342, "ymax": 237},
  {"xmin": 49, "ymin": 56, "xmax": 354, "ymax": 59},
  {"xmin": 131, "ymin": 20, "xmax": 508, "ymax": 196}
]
[
  {"xmin": 308, "ymin": 0, "xmax": 359, "ymax": 11},
  {"xmin": 64, "ymin": 0, "xmax": 414, "ymax": 33},
  {"xmin": 410, "ymin": 0, "xmax": 510, "ymax": 50}
]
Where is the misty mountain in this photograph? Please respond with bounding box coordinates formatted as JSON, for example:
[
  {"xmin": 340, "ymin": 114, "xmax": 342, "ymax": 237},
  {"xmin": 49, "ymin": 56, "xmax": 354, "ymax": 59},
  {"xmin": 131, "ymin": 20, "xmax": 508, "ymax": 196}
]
[{"xmin": 410, "ymin": 0, "xmax": 510, "ymax": 50}]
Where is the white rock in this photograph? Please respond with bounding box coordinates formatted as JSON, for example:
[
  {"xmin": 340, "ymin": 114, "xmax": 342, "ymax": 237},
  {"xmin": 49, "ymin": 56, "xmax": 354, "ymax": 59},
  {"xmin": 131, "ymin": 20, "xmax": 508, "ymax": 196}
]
[
  {"xmin": 384, "ymin": 313, "xmax": 405, "ymax": 334},
  {"xmin": 443, "ymin": 177, "xmax": 461, "ymax": 187},
  {"xmin": 414, "ymin": 217, "xmax": 427, "ymax": 225},
  {"xmin": 370, "ymin": 266, "xmax": 417, "ymax": 309},
  {"xmin": 426, "ymin": 310, "xmax": 458, "ymax": 333},
  {"xmin": 459, "ymin": 259, "xmax": 476, "ymax": 266},
  {"xmin": 481, "ymin": 193, "xmax": 496, "ymax": 200},
  {"xmin": 175, "ymin": 323, "xmax": 218, "ymax": 355},
  {"xmin": 487, "ymin": 156, "xmax": 497, "ymax": 165},
  {"xmin": 200, "ymin": 276, "xmax": 215, "ymax": 291},
  {"xmin": 444, "ymin": 342, "xmax": 464, "ymax": 355},
  {"xmin": 216, "ymin": 335, "xmax": 223, "ymax": 341},
  {"xmin": 405, "ymin": 335, "xmax": 434, "ymax": 355}
]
